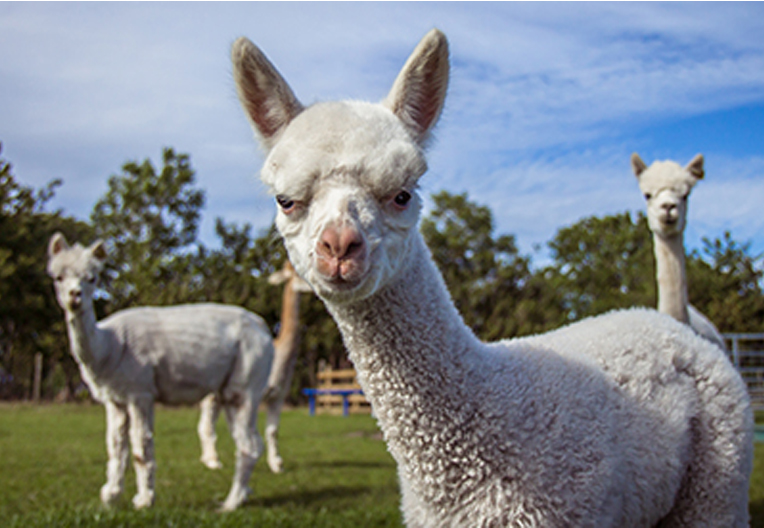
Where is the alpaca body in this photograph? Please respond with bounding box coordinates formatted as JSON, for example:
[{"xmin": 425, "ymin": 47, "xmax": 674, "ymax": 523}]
[
  {"xmin": 232, "ymin": 29, "xmax": 752, "ymax": 526},
  {"xmin": 333, "ymin": 237, "xmax": 750, "ymax": 527},
  {"xmin": 198, "ymin": 262, "xmax": 311, "ymax": 474},
  {"xmin": 48, "ymin": 235, "xmax": 273, "ymax": 511}
]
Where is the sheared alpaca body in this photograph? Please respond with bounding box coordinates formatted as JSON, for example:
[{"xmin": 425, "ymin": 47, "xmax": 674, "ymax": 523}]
[
  {"xmin": 631, "ymin": 154, "xmax": 727, "ymax": 350},
  {"xmin": 232, "ymin": 29, "xmax": 753, "ymax": 527},
  {"xmin": 199, "ymin": 261, "xmax": 311, "ymax": 474},
  {"xmin": 47, "ymin": 233, "xmax": 273, "ymax": 511}
]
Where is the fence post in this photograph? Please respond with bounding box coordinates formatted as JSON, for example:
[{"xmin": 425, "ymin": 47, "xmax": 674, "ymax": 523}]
[{"xmin": 33, "ymin": 352, "xmax": 43, "ymax": 403}]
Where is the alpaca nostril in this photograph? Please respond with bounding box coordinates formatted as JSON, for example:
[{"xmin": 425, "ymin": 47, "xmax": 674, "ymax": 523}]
[{"xmin": 318, "ymin": 224, "xmax": 364, "ymax": 260}]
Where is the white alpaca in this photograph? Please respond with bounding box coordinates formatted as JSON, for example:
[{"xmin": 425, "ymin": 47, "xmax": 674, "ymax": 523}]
[
  {"xmin": 232, "ymin": 29, "xmax": 753, "ymax": 527},
  {"xmin": 631, "ymin": 153, "xmax": 727, "ymax": 350},
  {"xmin": 198, "ymin": 261, "xmax": 312, "ymax": 474},
  {"xmin": 47, "ymin": 233, "xmax": 273, "ymax": 511}
]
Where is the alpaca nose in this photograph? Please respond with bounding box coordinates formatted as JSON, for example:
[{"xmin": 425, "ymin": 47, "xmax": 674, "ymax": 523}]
[
  {"xmin": 318, "ymin": 223, "xmax": 364, "ymax": 261},
  {"xmin": 315, "ymin": 223, "xmax": 366, "ymax": 280}
]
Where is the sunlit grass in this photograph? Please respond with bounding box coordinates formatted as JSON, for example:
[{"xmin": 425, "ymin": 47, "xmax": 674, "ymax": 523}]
[{"xmin": 0, "ymin": 403, "xmax": 762, "ymax": 527}]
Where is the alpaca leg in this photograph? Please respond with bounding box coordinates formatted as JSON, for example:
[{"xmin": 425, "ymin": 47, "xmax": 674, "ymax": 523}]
[
  {"xmin": 127, "ymin": 399, "xmax": 156, "ymax": 509},
  {"xmin": 198, "ymin": 393, "xmax": 223, "ymax": 469},
  {"xmin": 220, "ymin": 394, "xmax": 264, "ymax": 511},
  {"xmin": 100, "ymin": 400, "xmax": 129, "ymax": 506},
  {"xmin": 265, "ymin": 392, "xmax": 285, "ymax": 473}
]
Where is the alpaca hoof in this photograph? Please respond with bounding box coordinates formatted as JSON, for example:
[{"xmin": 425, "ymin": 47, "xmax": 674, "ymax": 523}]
[
  {"xmin": 268, "ymin": 456, "xmax": 283, "ymax": 474},
  {"xmin": 219, "ymin": 486, "xmax": 251, "ymax": 512},
  {"xmin": 100, "ymin": 484, "xmax": 122, "ymax": 506},
  {"xmin": 132, "ymin": 491, "xmax": 155, "ymax": 509},
  {"xmin": 201, "ymin": 455, "xmax": 223, "ymax": 470}
]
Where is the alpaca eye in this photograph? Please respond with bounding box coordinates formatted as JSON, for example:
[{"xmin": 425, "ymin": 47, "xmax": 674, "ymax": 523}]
[
  {"xmin": 643, "ymin": 193, "xmax": 652, "ymax": 201},
  {"xmin": 55, "ymin": 275, "xmax": 63, "ymax": 282},
  {"xmin": 393, "ymin": 190, "xmax": 412, "ymax": 208},
  {"xmin": 275, "ymin": 195, "xmax": 296, "ymax": 213}
]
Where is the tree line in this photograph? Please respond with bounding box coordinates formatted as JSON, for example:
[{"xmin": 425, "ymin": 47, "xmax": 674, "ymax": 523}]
[{"xmin": 2, "ymin": 144, "xmax": 763, "ymax": 402}]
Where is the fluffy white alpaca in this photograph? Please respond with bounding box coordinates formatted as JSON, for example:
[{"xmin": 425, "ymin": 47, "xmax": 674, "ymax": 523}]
[
  {"xmin": 232, "ymin": 29, "xmax": 753, "ymax": 527},
  {"xmin": 631, "ymin": 153, "xmax": 727, "ymax": 350},
  {"xmin": 200, "ymin": 261, "xmax": 312, "ymax": 474},
  {"xmin": 47, "ymin": 233, "xmax": 273, "ymax": 511}
]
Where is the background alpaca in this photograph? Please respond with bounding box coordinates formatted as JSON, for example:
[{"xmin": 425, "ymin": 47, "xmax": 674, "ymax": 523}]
[
  {"xmin": 47, "ymin": 233, "xmax": 273, "ymax": 511},
  {"xmin": 232, "ymin": 29, "xmax": 752, "ymax": 526},
  {"xmin": 631, "ymin": 153, "xmax": 727, "ymax": 350},
  {"xmin": 197, "ymin": 260, "xmax": 312, "ymax": 474}
]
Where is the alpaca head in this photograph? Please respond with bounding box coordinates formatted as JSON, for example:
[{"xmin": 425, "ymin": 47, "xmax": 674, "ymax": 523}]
[
  {"xmin": 267, "ymin": 260, "xmax": 313, "ymax": 293},
  {"xmin": 233, "ymin": 30, "xmax": 449, "ymax": 304},
  {"xmin": 47, "ymin": 232, "xmax": 107, "ymax": 313},
  {"xmin": 631, "ymin": 153, "xmax": 704, "ymax": 238}
]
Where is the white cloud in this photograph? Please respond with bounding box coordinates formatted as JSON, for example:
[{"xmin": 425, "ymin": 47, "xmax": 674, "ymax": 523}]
[{"xmin": 1, "ymin": 1, "xmax": 763, "ymax": 265}]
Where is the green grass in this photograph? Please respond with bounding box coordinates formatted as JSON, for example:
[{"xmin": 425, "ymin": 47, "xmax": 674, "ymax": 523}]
[
  {"xmin": 0, "ymin": 404, "xmax": 401, "ymax": 527},
  {"xmin": 0, "ymin": 404, "xmax": 762, "ymax": 527}
]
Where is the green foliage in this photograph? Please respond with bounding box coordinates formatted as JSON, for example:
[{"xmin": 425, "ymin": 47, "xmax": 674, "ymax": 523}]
[
  {"xmin": 3, "ymin": 143, "xmax": 763, "ymax": 403},
  {"xmin": 0, "ymin": 405, "xmax": 402, "ymax": 527},
  {"xmin": 90, "ymin": 148, "xmax": 205, "ymax": 309},
  {"xmin": 545, "ymin": 212, "xmax": 656, "ymax": 320},
  {"xmin": 0, "ymin": 143, "xmax": 92, "ymax": 399},
  {"xmin": 687, "ymin": 233, "xmax": 764, "ymax": 332},
  {"xmin": 421, "ymin": 191, "xmax": 566, "ymax": 339}
]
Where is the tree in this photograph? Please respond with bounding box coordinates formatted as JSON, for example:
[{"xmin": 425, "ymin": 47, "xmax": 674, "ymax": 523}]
[
  {"xmin": 0, "ymin": 142, "xmax": 92, "ymax": 399},
  {"xmin": 90, "ymin": 148, "xmax": 205, "ymax": 309},
  {"xmin": 421, "ymin": 191, "xmax": 565, "ymax": 339},
  {"xmin": 544, "ymin": 212, "xmax": 655, "ymax": 321},
  {"xmin": 687, "ymin": 233, "xmax": 764, "ymax": 332}
]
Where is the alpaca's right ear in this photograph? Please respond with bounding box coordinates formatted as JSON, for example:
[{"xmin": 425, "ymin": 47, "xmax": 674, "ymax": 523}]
[
  {"xmin": 89, "ymin": 240, "xmax": 108, "ymax": 263},
  {"xmin": 631, "ymin": 153, "xmax": 648, "ymax": 177},
  {"xmin": 232, "ymin": 37, "xmax": 304, "ymax": 151},
  {"xmin": 48, "ymin": 232, "xmax": 69, "ymax": 257},
  {"xmin": 383, "ymin": 29, "xmax": 450, "ymax": 146}
]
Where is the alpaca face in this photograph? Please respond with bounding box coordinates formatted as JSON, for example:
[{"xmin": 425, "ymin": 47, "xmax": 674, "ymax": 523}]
[
  {"xmin": 233, "ymin": 30, "xmax": 449, "ymax": 303},
  {"xmin": 47, "ymin": 233, "xmax": 106, "ymax": 313},
  {"xmin": 263, "ymin": 101, "xmax": 426, "ymax": 303},
  {"xmin": 631, "ymin": 154, "xmax": 704, "ymax": 238}
]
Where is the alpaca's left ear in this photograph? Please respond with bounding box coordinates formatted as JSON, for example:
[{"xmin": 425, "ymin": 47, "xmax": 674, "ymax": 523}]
[
  {"xmin": 383, "ymin": 29, "xmax": 450, "ymax": 146},
  {"xmin": 686, "ymin": 154, "xmax": 704, "ymax": 180},
  {"xmin": 90, "ymin": 240, "xmax": 108, "ymax": 262},
  {"xmin": 631, "ymin": 153, "xmax": 648, "ymax": 177}
]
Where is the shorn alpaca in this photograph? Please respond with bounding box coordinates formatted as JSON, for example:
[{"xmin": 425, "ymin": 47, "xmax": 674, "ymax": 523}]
[
  {"xmin": 47, "ymin": 233, "xmax": 273, "ymax": 511},
  {"xmin": 198, "ymin": 260, "xmax": 311, "ymax": 474},
  {"xmin": 232, "ymin": 29, "xmax": 753, "ymax": 526},
  {"xmin": 631, "ymin": 153, "xmax": 727, "ymax": 350}
]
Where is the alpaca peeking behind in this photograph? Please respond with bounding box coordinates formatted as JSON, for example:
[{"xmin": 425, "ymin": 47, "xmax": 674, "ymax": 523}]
[{"xmin": 233, "ymin": 29, "xmax": 752, "ymax": 527}]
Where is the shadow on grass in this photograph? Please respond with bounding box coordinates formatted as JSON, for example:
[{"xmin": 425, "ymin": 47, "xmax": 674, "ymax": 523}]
[
  {"xmin": 251, "ymin": 484, "xmax": 397, "ymax": 509},
  {"xmin": 304, "ymin": 460, "xmax": 393, "ymax": 470},
  {"xmin": 750, "ymin": 499, "xmax": 764, "ymax": 526}
]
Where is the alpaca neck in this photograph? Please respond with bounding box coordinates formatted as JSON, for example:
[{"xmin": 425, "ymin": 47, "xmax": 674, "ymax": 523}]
[
  {"xmin": 653, "ymin": 232, "xmax": 689, "ymax": 324},
  {"xmin": 268, "ymin": 280, "xmax": 302, "ymax": 389},
  {"xmin": 326, "ymin": 234, "xmax": 482, "ymax": 442},
  {"xmin": 65, "ymin": 303, "xmax": 109, "ymax": 372}
]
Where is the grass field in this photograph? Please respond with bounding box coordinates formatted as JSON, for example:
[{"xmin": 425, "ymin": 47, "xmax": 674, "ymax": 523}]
[{"xmin": 0, "ymin": 404, "xmax": 762, "ymax": 527}]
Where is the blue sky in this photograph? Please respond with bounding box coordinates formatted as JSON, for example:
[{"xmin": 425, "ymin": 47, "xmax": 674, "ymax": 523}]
[{"xmin": 2, "ymin": 2, "xmax": 763, "ymax": 267}]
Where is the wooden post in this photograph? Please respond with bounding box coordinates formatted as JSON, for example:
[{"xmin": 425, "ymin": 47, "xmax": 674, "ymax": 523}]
[{"xmin": 33, "ymin": 352, "xmax": 43, "ymax": 402}]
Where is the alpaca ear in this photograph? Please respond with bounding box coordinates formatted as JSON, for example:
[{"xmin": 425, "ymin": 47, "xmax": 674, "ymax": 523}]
[
  {"xmin": 48, "ymin": 232, "xmax": 69, "ymax": 257},
  {"xmin": 685, "ymin": 154, "xmax": 704, "ymax": 180},
  {"xmin": 268, "ymin": 269, "xmax": 290, "ymax": 286},
  {"xmin": 232, "ymin": 37, "xmax": 304, "ymax": 151},
  {"xmin": 383, "ymin": 29, "xmax": 450, "ymax": 146},
  {"xmin": 89, "ymin": 240, "xmax": 108, "ymax": 263},
  {"xmin": 631, "ymin": 153, "xmax": 648, "ymax": 177}
]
